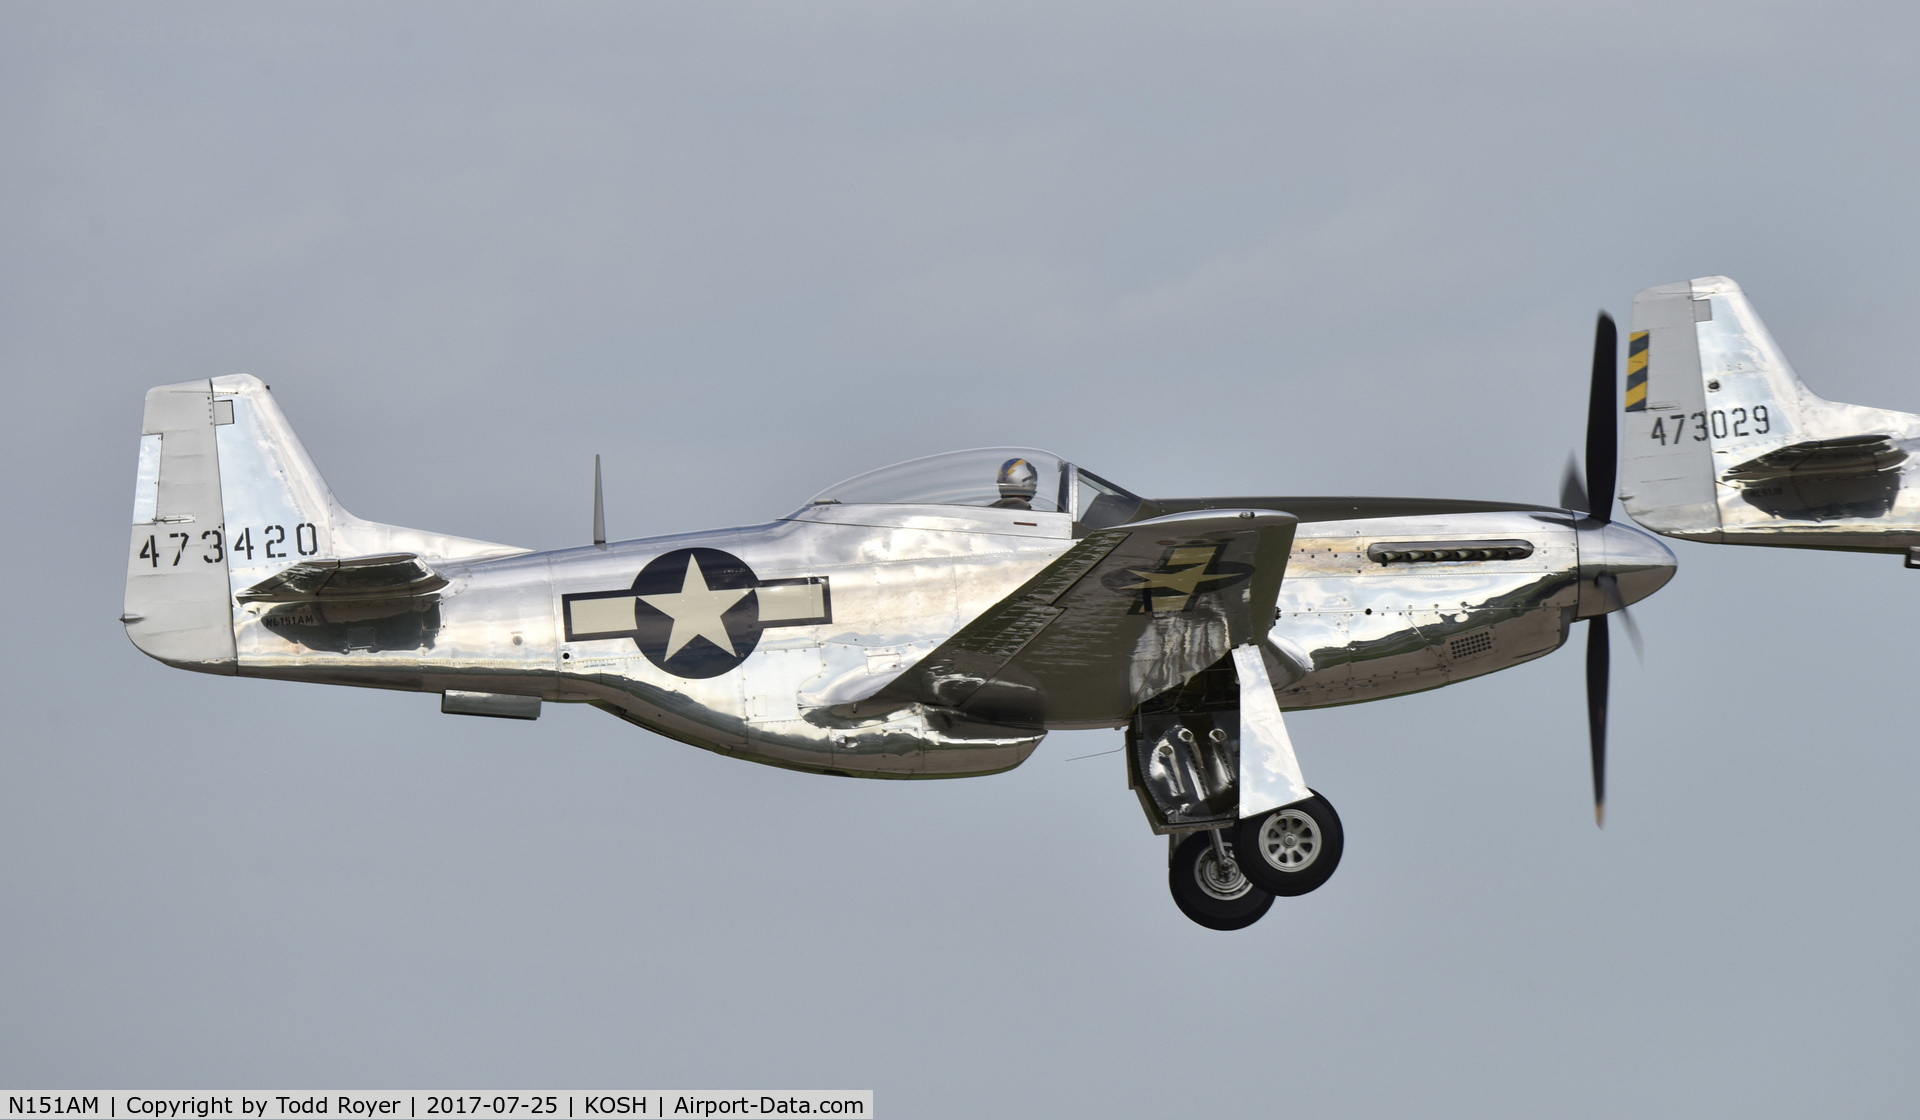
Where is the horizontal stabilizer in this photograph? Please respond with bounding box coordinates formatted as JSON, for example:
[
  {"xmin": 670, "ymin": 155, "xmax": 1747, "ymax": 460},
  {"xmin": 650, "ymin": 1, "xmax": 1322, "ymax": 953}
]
[
  {"xmin": 1724, "ymin": 435, "xmax": 1907, "ymax": 482},
  {"xmin": 237, "ymin": 553, "xmax": 447, "ymax": 602}
]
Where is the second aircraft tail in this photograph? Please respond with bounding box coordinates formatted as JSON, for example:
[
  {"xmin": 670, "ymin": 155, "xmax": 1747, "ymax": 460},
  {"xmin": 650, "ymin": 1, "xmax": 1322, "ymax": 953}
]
[{"xmin": 1619, "ymin": 276, "xmax": 1920, "ymax": 552}]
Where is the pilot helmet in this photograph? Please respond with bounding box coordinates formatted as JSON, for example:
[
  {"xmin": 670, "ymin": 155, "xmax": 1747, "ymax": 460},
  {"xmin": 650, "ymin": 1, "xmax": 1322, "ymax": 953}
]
[{"xmin": 997, "ymin": 457, "xmax": 1039, "ymax": 504}]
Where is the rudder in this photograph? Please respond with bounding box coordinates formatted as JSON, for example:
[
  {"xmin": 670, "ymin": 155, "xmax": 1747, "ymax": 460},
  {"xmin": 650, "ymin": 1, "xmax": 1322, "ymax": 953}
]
[{"xmin": 124, "ymin": 380, "xmax": 239, "ymax": 673}]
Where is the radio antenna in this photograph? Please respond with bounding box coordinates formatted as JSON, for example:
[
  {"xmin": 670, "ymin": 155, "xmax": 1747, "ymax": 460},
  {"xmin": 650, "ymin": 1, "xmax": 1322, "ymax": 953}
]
[{"xmin": 593, "ymin": 454, "xmax": 606, "ymax": 549}]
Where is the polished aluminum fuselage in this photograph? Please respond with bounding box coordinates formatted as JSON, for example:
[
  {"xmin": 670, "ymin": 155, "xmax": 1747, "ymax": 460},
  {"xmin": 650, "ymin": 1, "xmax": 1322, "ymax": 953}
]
[
  {"xmin": 233, "ymin": 502, "xmax": 1665, "ymax": 779},
  {"xmin": 1275, "ymin": 511, "xmax": 1582, "ymax": 707}
]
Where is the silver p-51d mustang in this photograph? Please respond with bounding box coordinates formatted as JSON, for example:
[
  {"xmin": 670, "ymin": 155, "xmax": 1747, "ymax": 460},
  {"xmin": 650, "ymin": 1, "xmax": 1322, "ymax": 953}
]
[{"xmin": 123, "ymin": 328, "xmax": 1674, "ymax": 929}]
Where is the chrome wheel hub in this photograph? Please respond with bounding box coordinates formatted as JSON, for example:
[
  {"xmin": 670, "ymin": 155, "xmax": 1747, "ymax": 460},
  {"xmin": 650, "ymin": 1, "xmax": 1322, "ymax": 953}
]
[
  {"xmin": 1256, "ymin": 808, "xmax": 1321, "ymax": 873},
  {"xmin": 1194, "ymin": 846, "xmax": 1253, "ymax": 901}
]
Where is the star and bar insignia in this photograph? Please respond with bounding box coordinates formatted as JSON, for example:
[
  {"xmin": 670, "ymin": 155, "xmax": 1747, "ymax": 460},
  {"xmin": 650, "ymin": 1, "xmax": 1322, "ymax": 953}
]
[
  {"xmin": 1102, "ymin": 542, "xmax": 1252, "ymax": 614},
  {"xmin": 563, "ymin": 548, "xmax": 831, "ymax": 679}
]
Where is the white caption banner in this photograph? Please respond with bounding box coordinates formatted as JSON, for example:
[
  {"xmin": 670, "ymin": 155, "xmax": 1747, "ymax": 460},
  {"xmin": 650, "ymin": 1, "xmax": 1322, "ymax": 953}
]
[{"xmin": 2, "ymin": 1094, "xmax": 872, "ymax": 1120}]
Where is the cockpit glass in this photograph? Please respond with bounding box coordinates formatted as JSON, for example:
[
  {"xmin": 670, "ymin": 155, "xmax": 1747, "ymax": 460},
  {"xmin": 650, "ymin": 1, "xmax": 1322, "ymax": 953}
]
[
  {"xmin": 1075, "ymin": 468, "xmax": 1144, "ymax": 529},
  {"xmin": 810, "ymin": 448, "xmax": 1069, "ymax": 512}
]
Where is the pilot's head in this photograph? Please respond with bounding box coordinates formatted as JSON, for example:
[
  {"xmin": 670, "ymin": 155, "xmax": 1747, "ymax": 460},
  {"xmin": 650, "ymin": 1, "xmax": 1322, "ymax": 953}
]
[{"xmin": 996, "ymin": 457, "xmax": 1039, "ymax": 509}]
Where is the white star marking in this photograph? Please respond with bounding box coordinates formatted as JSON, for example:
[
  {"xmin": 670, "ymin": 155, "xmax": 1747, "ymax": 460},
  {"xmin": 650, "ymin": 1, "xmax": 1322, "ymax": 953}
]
[{"xmin": 639, "ymin": 555, "xmax": 751, "ymax": 659}]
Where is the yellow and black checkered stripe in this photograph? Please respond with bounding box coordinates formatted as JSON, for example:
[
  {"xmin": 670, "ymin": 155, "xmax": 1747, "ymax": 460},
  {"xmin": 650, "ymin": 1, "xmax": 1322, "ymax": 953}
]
[{"xmin": 1624, "ymin": 331, "xmax": 1649, "ymax": 412}]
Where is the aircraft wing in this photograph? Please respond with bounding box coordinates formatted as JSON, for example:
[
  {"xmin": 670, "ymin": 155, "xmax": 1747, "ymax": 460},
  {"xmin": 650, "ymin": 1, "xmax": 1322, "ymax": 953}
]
[{"xmin": 876, "ymin": 510, "xmax": 1297, "ymax": 727}]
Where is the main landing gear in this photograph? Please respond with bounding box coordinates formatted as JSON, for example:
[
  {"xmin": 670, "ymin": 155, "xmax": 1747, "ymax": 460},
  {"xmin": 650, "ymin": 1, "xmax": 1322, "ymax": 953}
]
[
  {"xmin": 1166, "ymin": 793, "xmax": 1344, "ymax": 930},
  {"xmin": 1127, "ymin": 652, "xmax": 1342, "ymax": 930}
]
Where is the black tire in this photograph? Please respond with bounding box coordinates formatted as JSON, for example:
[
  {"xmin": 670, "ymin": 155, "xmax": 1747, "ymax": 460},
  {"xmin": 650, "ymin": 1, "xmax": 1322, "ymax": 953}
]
[
  {"xmin": 1232, "ymin": 792, "xmax": 1344, "ymax": 897},
  {"xmin": 1168, "ymin": 832, "xmax": 1273, "ymax": 931}
]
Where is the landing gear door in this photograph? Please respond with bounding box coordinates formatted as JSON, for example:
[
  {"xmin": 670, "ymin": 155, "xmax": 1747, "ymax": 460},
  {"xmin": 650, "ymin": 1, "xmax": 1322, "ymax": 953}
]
[{"xmin": 1233, "ymin": 644, "xmax": 1309, "ymax": 817}]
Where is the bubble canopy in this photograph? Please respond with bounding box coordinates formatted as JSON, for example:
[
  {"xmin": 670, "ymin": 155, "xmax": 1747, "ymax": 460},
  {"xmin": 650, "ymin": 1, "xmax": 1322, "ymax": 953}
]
[
  {"xmin": 811, "ymin": 447, "xmax": 1068, "ymax": 511},
  {"xmin": 807, "ymin": 447, "xmax": 1143, "ymax": 527}
]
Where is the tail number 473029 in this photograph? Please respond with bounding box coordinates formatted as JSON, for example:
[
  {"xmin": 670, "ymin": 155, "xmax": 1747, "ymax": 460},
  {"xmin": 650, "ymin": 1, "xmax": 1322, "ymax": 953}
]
[{"xmin": 1649, "ymin": 407, "xmax": 1772, "ymax": 446}]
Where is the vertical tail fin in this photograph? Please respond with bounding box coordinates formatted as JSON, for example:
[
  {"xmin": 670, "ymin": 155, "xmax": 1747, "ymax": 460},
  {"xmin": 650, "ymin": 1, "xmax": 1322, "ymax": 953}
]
[
  {"xmin": 124, "ymin": 381, "xmax": 238, "ymax": 673},
  {"xmin": 124, "ymin": 375, "xmax": 525, "ymax": 672},
  {"xmin": 1619, "ymin": 277, "xmax": 1920, "ymax": 549}
]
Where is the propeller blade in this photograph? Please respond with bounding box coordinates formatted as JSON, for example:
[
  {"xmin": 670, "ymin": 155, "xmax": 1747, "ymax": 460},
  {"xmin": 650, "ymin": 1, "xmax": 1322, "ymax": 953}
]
[
  {"xmin": 1585, "ymin": 615, "xmax": 1609, "ymax": 827},
  {"xmin": 1620, "ymin": 610, "xmax": 1651, "ymax": 672},
  {"xmin": 1618, "ymin": 605, "xmax": 1644, "ymax": 665},
  {"xmin": 1597, "ymin": 572, "xmax": 1646, "ymax": 664},
  {"xmin": 1560, "ymin": 454, "xmax": 1588, "ymax": 512},
  {"xmin": 1586, "ymin": 312, "xmax": 1619, "ymax": 524}
]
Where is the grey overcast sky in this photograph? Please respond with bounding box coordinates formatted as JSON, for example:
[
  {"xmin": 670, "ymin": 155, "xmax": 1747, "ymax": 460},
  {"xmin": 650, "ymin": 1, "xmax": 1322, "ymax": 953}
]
[{"xmin": 4, "ymin": 3, "xmax": 1919, "ymax": 1115}]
